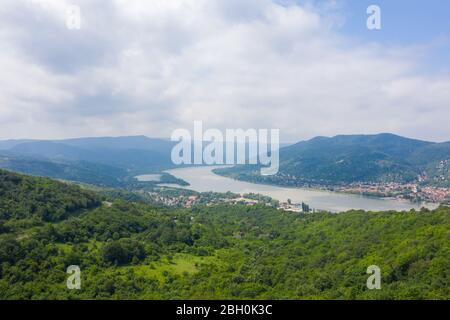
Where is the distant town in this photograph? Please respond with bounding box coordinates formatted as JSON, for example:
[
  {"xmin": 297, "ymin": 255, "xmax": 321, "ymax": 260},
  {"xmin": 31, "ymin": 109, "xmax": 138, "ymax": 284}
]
[{"xmin": 332, "ymin": 182, "xmax": 449, "ymax": 205}]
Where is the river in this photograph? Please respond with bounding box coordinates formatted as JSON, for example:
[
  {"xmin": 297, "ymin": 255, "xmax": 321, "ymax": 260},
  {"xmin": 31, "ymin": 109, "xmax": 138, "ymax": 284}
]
[{"xmin": 160, "ymin": 166, "xmax": 438, "ymax": 212}]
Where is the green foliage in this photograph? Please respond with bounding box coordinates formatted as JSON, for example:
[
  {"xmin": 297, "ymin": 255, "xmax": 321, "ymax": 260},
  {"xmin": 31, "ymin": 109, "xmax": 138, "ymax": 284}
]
[
  {"xmin": 102, "ymin": 239, "xmax": 146, "ymax": 265},
  {"xmin": 0, "ymin": 171, "xmax": 448, "ymax": 300},
  {"xmin": 218, "ymin": 134, "xmax": 450, "ymax": 186},
  {"xmin": 0, "ymin": 169, "xmax": 100, "ymax": 222},
  {"xmin": 0, "ymin": 153, "xmax": 128, "ymax": 187}
]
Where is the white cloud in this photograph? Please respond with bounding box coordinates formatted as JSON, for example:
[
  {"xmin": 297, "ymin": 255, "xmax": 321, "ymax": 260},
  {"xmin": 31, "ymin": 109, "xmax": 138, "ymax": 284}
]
[{"xmin": 0, "ymin": 0, "xmax": 448, "ymax": 142}]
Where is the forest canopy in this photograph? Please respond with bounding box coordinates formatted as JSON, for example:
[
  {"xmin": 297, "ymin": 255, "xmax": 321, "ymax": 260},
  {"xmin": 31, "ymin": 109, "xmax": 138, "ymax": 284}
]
[{"xmin": 0, "ymin": 169, "xmax": 448, "ymax": 300}]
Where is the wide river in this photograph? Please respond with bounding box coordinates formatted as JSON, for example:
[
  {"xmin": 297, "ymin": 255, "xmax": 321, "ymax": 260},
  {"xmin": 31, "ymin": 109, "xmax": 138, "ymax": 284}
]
[{"xmin": 161, "ymin": 166, "xmax": 438, "ymax": 212}]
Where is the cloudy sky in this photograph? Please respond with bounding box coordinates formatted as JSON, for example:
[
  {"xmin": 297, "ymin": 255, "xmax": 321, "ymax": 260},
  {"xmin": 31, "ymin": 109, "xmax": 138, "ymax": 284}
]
[{"xmin": 0, "ymin": 0, "xmax": 449, "ymax": 142}]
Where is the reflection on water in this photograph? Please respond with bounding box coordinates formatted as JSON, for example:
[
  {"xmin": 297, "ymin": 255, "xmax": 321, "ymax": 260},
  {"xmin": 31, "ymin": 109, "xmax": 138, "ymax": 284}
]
[{"xmin": 163, "ymin": 166, "xmax": 438, "ymax": 212}]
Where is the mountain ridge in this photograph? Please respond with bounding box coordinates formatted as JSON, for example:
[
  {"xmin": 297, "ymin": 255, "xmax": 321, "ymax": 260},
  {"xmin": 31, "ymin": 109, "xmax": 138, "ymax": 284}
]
[
  {"xmin": 1, "ymin": 133, "xmax": 449, "ymax": 187},
  {"xmin": 218, "ymin": 133, "xmax": 450, "ymax": 187}
]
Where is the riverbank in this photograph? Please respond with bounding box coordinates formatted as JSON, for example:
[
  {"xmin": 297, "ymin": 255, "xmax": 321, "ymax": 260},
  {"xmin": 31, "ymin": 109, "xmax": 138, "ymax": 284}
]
[
  {"xmin": 212, "ymin": 168, "xmax": 449, "ymax": 205},
  {"xmin": 162, "ymin": 166, "xmax": 438, "ymax": 212}
]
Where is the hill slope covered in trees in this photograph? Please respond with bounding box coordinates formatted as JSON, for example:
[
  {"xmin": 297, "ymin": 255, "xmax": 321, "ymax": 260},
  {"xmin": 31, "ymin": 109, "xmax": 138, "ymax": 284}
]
[
  {"xmin": 218, "ymin": 133, "xmax": 450, "ymax": 187},
  {"xmin": 0, "ymin": 169, "xmax": 100, "ymax": 222},
  {"xmin": 0, "ymin": 170, "xmax": 448, "ymax": 299}
]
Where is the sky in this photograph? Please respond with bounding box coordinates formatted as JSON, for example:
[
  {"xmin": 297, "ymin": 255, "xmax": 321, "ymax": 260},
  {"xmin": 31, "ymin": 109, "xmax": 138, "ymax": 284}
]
[{"xmin": 0, "ymin": 0, "xmax": 449, "ymax": 142}]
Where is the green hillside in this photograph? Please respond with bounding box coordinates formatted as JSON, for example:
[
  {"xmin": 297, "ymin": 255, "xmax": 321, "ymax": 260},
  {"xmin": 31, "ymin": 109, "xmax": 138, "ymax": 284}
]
[
  {"xmin": 218, "ymin": 133, "xmax": 450, "ymax": 186},
  {"xmin": 0, "ymin": 136, "xmax": 182, "ymax": 189},
  {"xmin": 0, "ymin": 169, "xmax": 100, "ymax": 222},
  {"xmin": 0, "ymin": 136, "xmax": 176, "ymax": 177},
  {"xmin": 0, "ymin": 153, "xmax": 128, "ymax": 187},
  {"xmin": 0, "ymin": 170, "xmax": 448, "ymax": 299}
]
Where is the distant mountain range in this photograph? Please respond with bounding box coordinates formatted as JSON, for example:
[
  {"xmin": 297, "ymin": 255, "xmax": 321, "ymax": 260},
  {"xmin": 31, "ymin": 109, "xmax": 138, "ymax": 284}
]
[
  {"xmin": 1, "ymin": 136, "xmax": 175, "ymax": 170},
  {"xmin": 0, "ymin": 153, "xmax": 128, "ymax": 187},
  {"xmin": 217, "ymin": 133, "xmax": 450, "ymax": 187},
  {"xmin": 1, "ymin": 133, "xmax": 449, "ymax": 188},
  {"xmin": 0, "ymin": 136, "xmax": 176, "ymax": 186}
]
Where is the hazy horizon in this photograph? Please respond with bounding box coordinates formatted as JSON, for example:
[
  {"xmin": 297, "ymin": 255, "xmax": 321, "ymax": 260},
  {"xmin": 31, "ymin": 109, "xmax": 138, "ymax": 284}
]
[{"xmin": 1, "ymin": 132, "xmax": 449, "ymax": 145}]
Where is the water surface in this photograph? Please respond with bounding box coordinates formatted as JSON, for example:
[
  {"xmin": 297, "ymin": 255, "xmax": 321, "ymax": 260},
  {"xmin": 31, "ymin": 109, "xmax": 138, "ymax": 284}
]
[
  {"xmin": 135, "ymin": 174, "xmax": 162, "ymax": 182},
  {"xmin": 163, "ymin": 166, "xmax": 437, "ymax": 212}
]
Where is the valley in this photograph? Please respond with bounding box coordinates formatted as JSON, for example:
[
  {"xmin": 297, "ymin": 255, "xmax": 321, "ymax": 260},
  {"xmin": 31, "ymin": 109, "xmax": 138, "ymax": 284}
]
[
  {"xmin": 0, "ymin": 169, "xmax": 448, "ymax": 299},
  {"xmin": 215, "ymin": 134, "xmax": 450, "ymax": 206},
  {"xmin": 162, "ymin": 166, "xmax": 438, "ymax": 212}
]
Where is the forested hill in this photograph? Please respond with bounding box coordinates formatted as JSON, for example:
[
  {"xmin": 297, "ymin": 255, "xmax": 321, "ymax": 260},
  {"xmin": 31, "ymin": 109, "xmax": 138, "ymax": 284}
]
[
  {"xmin": 0, "ymin": 135, "xmax": 177, "ymax": 188},
  {"xmin": 0, "ymin": 170, "xmax": 449, "ymax": 299},
  {"xmin": 0, "ymin": 169, "xmax": 100, "ymax": 222},
  {"xmin": 0, "ymin": 153, "xmax": 128, "ymax": 187},
  {"xmin": 218, "ymin": 133, "xmax": 450, "ymax": 186},
  {"xmin": 279, "ymin": 133, "xmax": 449, "ymax": 182}
]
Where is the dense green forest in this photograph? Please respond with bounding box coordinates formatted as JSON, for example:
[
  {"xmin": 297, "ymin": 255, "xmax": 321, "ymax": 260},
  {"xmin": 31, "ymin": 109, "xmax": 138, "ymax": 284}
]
[
  {"xmin": 0, "ymin": 169, "xmax": 448, "ymax": 299},
  {"xmin": 0, "ymin": 170, "xmax": 100, "ymax": 222}
]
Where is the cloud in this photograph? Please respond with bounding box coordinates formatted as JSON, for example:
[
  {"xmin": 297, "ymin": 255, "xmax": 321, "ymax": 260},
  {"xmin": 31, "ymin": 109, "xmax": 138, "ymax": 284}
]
[{"xmin": 0, "ymin": 0, "xmax": 449, "ymax": 142}]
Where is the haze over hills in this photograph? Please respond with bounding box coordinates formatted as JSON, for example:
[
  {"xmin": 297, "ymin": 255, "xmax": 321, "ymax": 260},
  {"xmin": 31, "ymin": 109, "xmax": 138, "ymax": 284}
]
[
  {"xmin": 0, "ymin": 152, "xmax": 128, "ymax": 187},
  {"xmin": 0, "ymin": 135, "xmax": 174, "ymax": 150},
  {"xmin": 0, "ymin": 139, "xmax": 37, "ymax": 150},
  {"xmin": 59, "ymin": 136, "xmax": 175, "ymax": 153},
  {"xmin": 0, "ymin": 133, "xmax": 449, "ymax": 188},
  {"xmin": 0, "ymin": 136, "xmax": 176, "ymax": 174},
  {"xmin": 0, "ymin": 136, "xmax": 177, "ymax": 187}
]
